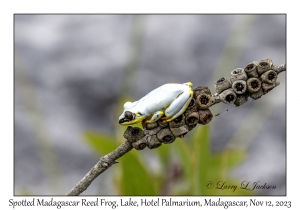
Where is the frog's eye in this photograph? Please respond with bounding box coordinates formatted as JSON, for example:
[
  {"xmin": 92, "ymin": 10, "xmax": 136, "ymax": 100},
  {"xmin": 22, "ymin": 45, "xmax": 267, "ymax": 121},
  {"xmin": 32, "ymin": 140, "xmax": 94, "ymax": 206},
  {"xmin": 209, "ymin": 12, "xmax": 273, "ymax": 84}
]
[{"xmin": 125, "ymin": 111, "xmax": 134, "ymax": 121}]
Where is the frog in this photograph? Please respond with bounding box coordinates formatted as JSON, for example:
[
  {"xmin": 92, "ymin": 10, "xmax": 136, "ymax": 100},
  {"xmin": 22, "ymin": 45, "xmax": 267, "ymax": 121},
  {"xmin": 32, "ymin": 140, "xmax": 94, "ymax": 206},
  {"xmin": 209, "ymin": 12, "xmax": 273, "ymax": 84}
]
[{"xmin": 119, "ymin": 82, "xmax": 194, "ymax": 125}]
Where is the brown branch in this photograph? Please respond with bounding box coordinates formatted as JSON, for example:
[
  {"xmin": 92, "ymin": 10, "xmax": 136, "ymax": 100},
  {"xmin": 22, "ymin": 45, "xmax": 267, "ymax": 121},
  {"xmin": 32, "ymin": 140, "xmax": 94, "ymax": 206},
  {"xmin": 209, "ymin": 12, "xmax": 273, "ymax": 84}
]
[
  {"xmin": 273, "ymin": 63, "xmax": 286, "ymax": 74},
  {"xmin": 66, "ymin": 140, "xmax": 133, "ymax": 195},
  {"xmin": 67, "ymin": 60, "xmax": 285, "ymax": 196}
]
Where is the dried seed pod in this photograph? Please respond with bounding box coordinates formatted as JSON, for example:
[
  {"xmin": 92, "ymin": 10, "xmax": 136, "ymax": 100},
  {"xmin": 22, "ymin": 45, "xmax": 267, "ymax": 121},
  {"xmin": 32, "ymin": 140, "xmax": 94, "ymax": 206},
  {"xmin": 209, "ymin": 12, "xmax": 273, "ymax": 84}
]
[
  {"xmin": 157, "ymin": 128, "xmax": 176, "ymax": 144},
  {"xmin": 195, "ymin": 93, "xmax": 212, "ymax": 110},
  {"xmin": 123, "ymin": 126, "xmax": 145, "ymax": 143},
  {"xmin": 247, "ymin": 77, "xmax": 262, "ymax": 93},
  {"xmin": 186, "ymin": 98, "xmax": 198, "ymax": 112},
  {"xmin": 215, "ymin": 77, "xmax": 232, "ymax": 94},
  {"xmin": 257, "ymin": 59, "xmax": 273, "ymax": 75},
  {"xmin": 193, "ymin": 86, "xmax": 212, "ymax": 109},
  {"xmin": 169, "ymin": 114, "xmax": 185, "ymax": 128},
  {"xmin": 244, "ymin": 61, "xmax": 259, "ymax": 78},
  {"xmin": 262, "ymin": 82, "xmax": 276, "ymax": 94},
  {"xmin": 193, "ymin": 86, "xmax": 211, "ymax": 96},
  {"xmin": 219, "ymin": 88, "xmax": 237, "ymax": 104},
  {"xmin": 260, "ymin": 70, "xmax": 277, "ymax": 84},
  {"xmin": 169, "ymin": 125, "xmax": 189, "ymax": 138},
  {"xmin": 249, "ymin": 88, "xmax": 263, "ymax": 100},
  {"xmin": 184, "ymin": 107, "xmax": 197, "ymax": 117},
  {"xmin": 185, "ymin": 111, "xmax": 200, "ymax": 130},
  {"xmin": 198, "ymin": 109, "xmax": 213, "ymax": 125},
  {"xmin": 234, "ymin": 92, "xmax": 249, "ymax": 107},
  {"xmin": 146, "ymin": 135, "xmax": 162, "ymax": 149},
  {"xmin": 232, "ymin": 80, "xmax": 247, "ymax": 94},
  {"xmin": 144, "ymin": 125, "xmax": 161, "ymax": 136},
  {"xmin": 145, "ymin": 121, "xmax": 158, "ymax": 130},
  {"xmin": 157, "ymin": 119, "xmax": 169, "ymax": 128},
  {"xmin": 132, "ymin": 137, "xmax": 147, "ymax": 150},
  {"xmin": 230, "ymin": 68, "xmax": 248, "ymax": 82}
]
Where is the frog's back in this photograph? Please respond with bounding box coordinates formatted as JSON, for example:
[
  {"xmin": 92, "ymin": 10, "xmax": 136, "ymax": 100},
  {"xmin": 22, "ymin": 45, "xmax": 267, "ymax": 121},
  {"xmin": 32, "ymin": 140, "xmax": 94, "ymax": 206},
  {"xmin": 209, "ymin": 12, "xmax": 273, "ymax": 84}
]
[
  {"xmin": 141, "ymin": 83, "xmax": 189, "ymax": 101},
  {"xmin": 137, "ymin": 83, "xmax": 190, "ymax": 115}
]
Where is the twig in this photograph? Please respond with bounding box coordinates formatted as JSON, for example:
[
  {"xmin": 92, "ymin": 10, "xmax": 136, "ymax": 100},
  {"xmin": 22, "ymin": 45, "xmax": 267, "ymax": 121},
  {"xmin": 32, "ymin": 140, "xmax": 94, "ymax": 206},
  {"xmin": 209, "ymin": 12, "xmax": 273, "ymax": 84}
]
[
  {"xmin": 66, "ymin": 140, "xmax": 133, "ymax": 195},
  {"xmin": 67, "ymin": 60, "xmax": 285, "ymax": 196},
  {"xmin": 273, "ymin": 63, "xmax": 286, "ymax": 74}
]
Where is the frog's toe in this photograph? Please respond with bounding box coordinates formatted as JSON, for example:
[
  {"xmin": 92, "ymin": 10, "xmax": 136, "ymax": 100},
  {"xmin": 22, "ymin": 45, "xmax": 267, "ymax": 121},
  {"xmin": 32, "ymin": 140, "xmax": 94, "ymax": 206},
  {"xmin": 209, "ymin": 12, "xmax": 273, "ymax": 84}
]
[
  {"xmin": 146, "ymin": 111, "xmax": 164, "ymax": 123},
  {"xmin": 184, "ymin": 82, "xmax": 193, "ymax": 87},
  {"xmin": 165, "ymin": 89, "xmax": 193, "ymax": 122}
]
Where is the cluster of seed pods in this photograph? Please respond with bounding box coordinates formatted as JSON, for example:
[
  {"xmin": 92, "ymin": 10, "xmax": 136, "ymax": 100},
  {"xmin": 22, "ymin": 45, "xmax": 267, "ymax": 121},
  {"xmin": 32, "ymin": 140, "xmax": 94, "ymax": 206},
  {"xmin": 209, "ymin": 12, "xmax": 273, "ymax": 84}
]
[
  {"xmin": 123, "ymin": 59, "xmax": 283, "ymax": 150},
  {"xmin": 123, "ymin": 86, "xmax": 214, "ymax": 150},
  {"xmin": 213, "ymin": 59, "xmax": 281, "ymax": 106}
]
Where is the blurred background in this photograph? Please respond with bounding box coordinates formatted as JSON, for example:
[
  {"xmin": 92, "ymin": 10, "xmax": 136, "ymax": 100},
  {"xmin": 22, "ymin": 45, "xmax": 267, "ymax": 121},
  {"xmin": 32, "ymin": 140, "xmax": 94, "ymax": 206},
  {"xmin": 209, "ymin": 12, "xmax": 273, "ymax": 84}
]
[{"xmin": 14, "ymin": 14, "xmax": 286, "ymax": 195}]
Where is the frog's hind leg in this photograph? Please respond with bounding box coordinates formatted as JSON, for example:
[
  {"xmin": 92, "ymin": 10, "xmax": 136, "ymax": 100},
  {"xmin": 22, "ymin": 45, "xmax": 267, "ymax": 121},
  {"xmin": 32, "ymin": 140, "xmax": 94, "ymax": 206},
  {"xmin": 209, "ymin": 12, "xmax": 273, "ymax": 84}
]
[
  {"xmin": 145, "ymin": 111, "xmax": 164, "ymax": 123},
  {"xmin": 164, "ymin": 90, "xmax": 193, "ymax": 122}
]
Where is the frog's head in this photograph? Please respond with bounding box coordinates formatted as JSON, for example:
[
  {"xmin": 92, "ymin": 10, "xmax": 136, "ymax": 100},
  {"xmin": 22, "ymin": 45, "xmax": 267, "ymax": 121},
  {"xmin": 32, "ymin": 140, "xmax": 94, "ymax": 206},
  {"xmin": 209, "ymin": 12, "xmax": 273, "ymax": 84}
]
[
  {"xmin": 119, "ymin": 111, "xmax": 145, "ymax": 125},
  {"xmin": 119, "ymin": 102, "xmax": 146, "ymax": 125}
]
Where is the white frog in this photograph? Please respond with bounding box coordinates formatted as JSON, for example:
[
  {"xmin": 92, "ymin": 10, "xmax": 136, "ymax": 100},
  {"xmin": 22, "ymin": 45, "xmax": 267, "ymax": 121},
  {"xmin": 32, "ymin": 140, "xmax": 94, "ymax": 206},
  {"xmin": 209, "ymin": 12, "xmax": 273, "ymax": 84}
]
[{"xmin": 119, "ymin": 82, "xmax": 194, "ymax": 125}]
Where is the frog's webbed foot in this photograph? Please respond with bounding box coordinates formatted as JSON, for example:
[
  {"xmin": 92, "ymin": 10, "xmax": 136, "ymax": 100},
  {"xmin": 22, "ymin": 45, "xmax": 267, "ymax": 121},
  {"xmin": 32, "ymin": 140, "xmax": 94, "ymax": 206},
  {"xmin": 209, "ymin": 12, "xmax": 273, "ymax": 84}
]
[
  {"xmin": 163, "ymin": 89, "xmax": 194, "ymax": 122},
  {"xmin": 145, "ymin": 111, "xmax": 164, "ymax": 123}
]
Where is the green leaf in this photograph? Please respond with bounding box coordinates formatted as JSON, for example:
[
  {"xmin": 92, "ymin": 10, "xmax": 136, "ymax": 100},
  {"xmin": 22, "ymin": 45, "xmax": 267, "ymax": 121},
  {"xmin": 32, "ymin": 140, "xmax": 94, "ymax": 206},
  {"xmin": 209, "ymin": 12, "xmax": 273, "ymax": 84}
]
[
  {"xmin": 155, "ymin": 143, "xmax": 171, "ymax": 166},
  {"xmin": 211, "ymin": 149, "xmax": 246, "ymax": 170},
  {"xmin": 83, "ymin": 132, "xmax": 119, "ymax": 156},
  {"xmin": 173, "ymin": 138, "xmax": 192, "ymax": 185},
  {"xmin": 119, "ymin": 150, "xmax": 158, "ymax": 195},
  {"xmin": 191, "ymin": 125, "xmax": 211, "ymax": 195},
  {"xmin": 152, "ymin": 144, "xmax": 171, "ymax": 192}
]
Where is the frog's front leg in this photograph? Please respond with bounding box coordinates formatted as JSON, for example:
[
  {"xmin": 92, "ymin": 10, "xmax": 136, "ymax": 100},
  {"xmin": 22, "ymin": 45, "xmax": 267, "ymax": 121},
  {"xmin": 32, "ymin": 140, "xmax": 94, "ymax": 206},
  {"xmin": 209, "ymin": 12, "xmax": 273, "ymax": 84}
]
[
  {"xmin": 145, "ymin": 111, "xmax": 164, "ymax": 123},
  {"xmin": 164, "ymin": 90, "xmax": 194, "ymax": 122}
]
